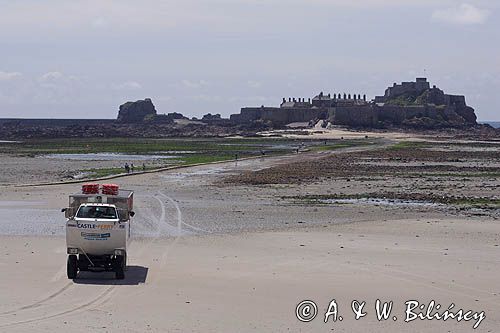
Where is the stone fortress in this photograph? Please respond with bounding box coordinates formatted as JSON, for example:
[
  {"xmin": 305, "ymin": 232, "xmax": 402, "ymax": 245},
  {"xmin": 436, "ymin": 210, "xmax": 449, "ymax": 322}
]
[{"xmin": 230, "ymin": 78, "xmax": 477, "ymax": 128}]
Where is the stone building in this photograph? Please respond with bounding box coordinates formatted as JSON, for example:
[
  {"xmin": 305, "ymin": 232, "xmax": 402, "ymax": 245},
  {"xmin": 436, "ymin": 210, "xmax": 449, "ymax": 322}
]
[
  {"xmin": 231, "ymin": 91, "xmax": 367, "ymax": 126},
  {"xmin": 230, "ymin": 78, "xmax": 477, "ymax": 129},
  {"xmin": 374, "ymin": 77, "xmax": 430, "ymax": 103}
]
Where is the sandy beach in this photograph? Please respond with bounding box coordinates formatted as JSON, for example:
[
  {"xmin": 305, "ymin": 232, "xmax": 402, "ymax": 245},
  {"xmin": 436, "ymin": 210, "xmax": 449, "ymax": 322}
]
[
  {"xmin": 0, "ymin": 135, "xmax": 499, "ymax": 332},
  {"xmin": 1, "ymin": 218, "xmax": 499, "ymax": 332}
]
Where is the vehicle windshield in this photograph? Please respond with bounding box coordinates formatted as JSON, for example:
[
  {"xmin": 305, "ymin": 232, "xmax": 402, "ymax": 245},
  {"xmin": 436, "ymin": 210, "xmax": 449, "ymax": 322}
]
[{"xmin": 76, "ymin": 205, "xmax": 118, "ymax": 219}]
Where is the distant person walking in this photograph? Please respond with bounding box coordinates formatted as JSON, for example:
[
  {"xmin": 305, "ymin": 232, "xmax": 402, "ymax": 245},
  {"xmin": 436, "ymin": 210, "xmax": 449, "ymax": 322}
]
[
  {"xmin": 142, "ymin": 163, "xmax": 146, "ymax": 172},
  {"xmin": 124, "ymin": 163, "xmax": 130, "ymax": 174},
  {"xmin": 130, "ymin": 163, "xmax": 135, "ymax": 173}
]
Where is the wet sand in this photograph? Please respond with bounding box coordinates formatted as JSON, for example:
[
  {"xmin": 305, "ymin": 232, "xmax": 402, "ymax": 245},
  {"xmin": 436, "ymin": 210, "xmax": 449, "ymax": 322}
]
[{"xmin": 0, "ymin": 136, "xmax": 499, "ymax": 332}]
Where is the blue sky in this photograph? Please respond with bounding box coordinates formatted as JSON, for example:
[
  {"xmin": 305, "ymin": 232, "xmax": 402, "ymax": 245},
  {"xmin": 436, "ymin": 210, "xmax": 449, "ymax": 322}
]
[{"xmin": 0, "ymin": 0, "xmax": 498, "ymax": 120}]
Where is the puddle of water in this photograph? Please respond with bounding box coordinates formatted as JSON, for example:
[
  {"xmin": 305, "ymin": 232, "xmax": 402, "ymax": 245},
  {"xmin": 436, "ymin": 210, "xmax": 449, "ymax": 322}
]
[
  {"xmin": 219, "ymin": 142, "xmax": 296, "ymax": 150},
  {"xmin": 71, "ymin": 171, "xmax": 96, "ymax": 179},
  {"xmin": 160, "ymin": 167, "xmax": 226, "ymax": 180},
  {"xmin": 321, "ymin": 198, "xmax": 442, "ymax": 207},
  {"xmin": 424, "ymin": 147, "xmax": 499, "ymax": 152},
  {"xmin": 154, "ymin": 150, "xmax": 198, "ymax": 154},
  {"xmin": 40, "ymin": 153, "xmax": 178, "ymax": 161}
]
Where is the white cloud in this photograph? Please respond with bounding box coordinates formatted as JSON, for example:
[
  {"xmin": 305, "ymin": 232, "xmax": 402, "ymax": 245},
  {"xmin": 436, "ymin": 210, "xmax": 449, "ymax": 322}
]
[
  {"xmin": 432, "ymin": 4, "xmax": 489, "ymax": 25},
  {"xmin": 37, "ymin": 71, "xmax": 81, "ymax": 90},
  {"xmin": 181, "ymin": 79, "xmax": 209, "ymax": 88},
  {"xmin": 112, "ymin": 81, "xmax": 142, "ymax": 90},
  {"xmin": 39, "ymin": 71, "xmax": 64, "ymax": 81},
  {"xmin": 0, "ymin": 71, "xmax": 22, "ymax": 81}
]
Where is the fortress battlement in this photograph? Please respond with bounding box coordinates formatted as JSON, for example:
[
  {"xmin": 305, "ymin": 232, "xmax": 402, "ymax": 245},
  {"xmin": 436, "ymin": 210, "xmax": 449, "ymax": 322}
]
[{"xmin": 230, "ymin": 78, "xmax": 477, "ymax": 129}]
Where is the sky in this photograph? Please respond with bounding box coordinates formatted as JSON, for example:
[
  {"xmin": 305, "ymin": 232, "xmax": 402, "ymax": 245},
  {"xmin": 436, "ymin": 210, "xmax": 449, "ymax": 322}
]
[{"xmin": 0, "ymin": 0, "xmax": 499, "ymax": 120}]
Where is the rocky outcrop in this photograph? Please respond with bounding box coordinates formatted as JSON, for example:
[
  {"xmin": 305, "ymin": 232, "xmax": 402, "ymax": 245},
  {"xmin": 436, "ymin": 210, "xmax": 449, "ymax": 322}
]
[
  {"xmin": 167, "ymin": 112, "xmax": 188, "ymax": 120},
  {"xmin": 117, "ymin": 98, "xmax": 157, "ymax": 123},
  {"xmin": 455, "ymin": 106, "xmax": 477, "ymax": 124},
  {"xmin": 200, "ymin": 113, "xmax": 234, "ymax": 126},
  {"xmin": 116, "ymin": 99, "xmax": 188, "ymax": 124},
  {"xmin": 0, "ymin": 120, "xmax": 264, "ymax": 139},
  {"xmin": 202, "ymin": 113, "xmax": 222, "ymax": 121}
]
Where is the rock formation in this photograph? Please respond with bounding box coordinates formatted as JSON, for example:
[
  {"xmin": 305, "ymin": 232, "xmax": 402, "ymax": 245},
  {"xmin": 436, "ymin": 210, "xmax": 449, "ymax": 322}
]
[
  {"xmin": 202, "ymin": 113, "xmax": 222, "ymax": 121},
  {"xmin": 166, "ymin": 112, "xmax": 188, "ymax": 120},
  {"xmin": 117, "ymin": 98, "xmax": 157, "ymax": 123}
]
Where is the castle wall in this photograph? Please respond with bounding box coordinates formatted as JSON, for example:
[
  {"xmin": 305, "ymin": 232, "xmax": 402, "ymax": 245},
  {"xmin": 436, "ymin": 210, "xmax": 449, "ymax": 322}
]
[
  {"xmin": 377, "ymin": 105, "xmax": 427, "ymax": 125},
  {"xmin": 378, "ymin": 104, "xmax": 476, "ymax": 125},
  {"xmin": 263, "ymin": 108, "xmax": 326, "ymax": 124},
  {"xmin": 447, "ymin": 95, "xmax": 466, "ymax": 107},
  {"xmin": 232, "ymin": 102, "xmax": 476, "ymax": 128},
  {"xmin": 329, "ymin": 105, "xmax": 377, "ymax": 127},
  {"xmin": 230, "ymin": 107, "xmax": 263, "ymax": 123},
  {"xmin": 427, "ymin": 88, "xmax": 446, "ymax": 105},
  {"xmin": 385, "ymin": 80, "xmax": 430, "ymax": 99},
  {"xmin": 232, "ymin": 107, "xmax": 327, "ymax": 125}
]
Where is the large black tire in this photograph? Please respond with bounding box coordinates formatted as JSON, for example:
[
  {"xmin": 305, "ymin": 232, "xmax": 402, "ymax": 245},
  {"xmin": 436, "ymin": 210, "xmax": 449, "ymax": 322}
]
[
  {"xmin": 67, "ymin": 255, "xmax": 78, "ymax": 279},
  {"xmin": 115, "ymin": 255, "xmax": 125, "ymax": 280},
  {"xmin": 77, "ymin": 254, "xmax": 90, "ymax": 271}
]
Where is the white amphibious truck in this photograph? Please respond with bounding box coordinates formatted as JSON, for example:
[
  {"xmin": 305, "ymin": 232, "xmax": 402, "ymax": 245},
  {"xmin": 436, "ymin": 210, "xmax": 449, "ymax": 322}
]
[{"xmin": 62, "ymin": 184, "xmax": 134, "ymax": 279}]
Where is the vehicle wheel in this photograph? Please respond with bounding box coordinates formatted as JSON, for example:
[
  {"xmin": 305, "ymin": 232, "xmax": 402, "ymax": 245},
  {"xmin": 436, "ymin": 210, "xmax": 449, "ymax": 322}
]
[
  {"xmin": 67, "ymin": 255, "xmax": 78, "ymax": 279},
  {"xmin": 115, "ymin": 255, "xmax": 125, "ymax": 280},
  {"xmin": 77, "ymin": 254, "xmax": 90, "ymax": 271}
]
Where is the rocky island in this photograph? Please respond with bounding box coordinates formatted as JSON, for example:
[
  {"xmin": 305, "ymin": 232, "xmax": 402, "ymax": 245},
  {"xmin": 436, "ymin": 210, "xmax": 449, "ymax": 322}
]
[
  {"xmin": 231, "ymin": 78, "xmax": 477, "ymax": 129},
  {"xmin": 0, "ymin": 78, "xmax": 497, "ymax": 140}
]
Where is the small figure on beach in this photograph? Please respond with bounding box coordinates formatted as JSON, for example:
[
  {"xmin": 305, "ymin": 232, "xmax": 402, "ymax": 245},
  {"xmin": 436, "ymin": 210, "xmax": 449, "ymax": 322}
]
[
  {"xmin": 235, "ymin": 153, "xmax": 239, "ymax": 160},
  {"xmin": 142, "ymin": 163, "xmax": 146, "ymax": 172},
  {"xmin": 124, "ymin": 163, "xmax": 130, "ymax": 173},
  {"xmin": 130, "ymin": 163, "xmax": 135, "ymax": 173}
]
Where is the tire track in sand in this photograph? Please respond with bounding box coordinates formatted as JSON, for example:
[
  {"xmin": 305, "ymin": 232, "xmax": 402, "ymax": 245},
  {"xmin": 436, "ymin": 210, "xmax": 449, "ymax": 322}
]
[
  {"xmin": 0, "ymin": 282, "xmax": 73, "ymax": 316},
  {"xmin": 0, "ymin": 285, "xmax": 115, "ymax": 328}
]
